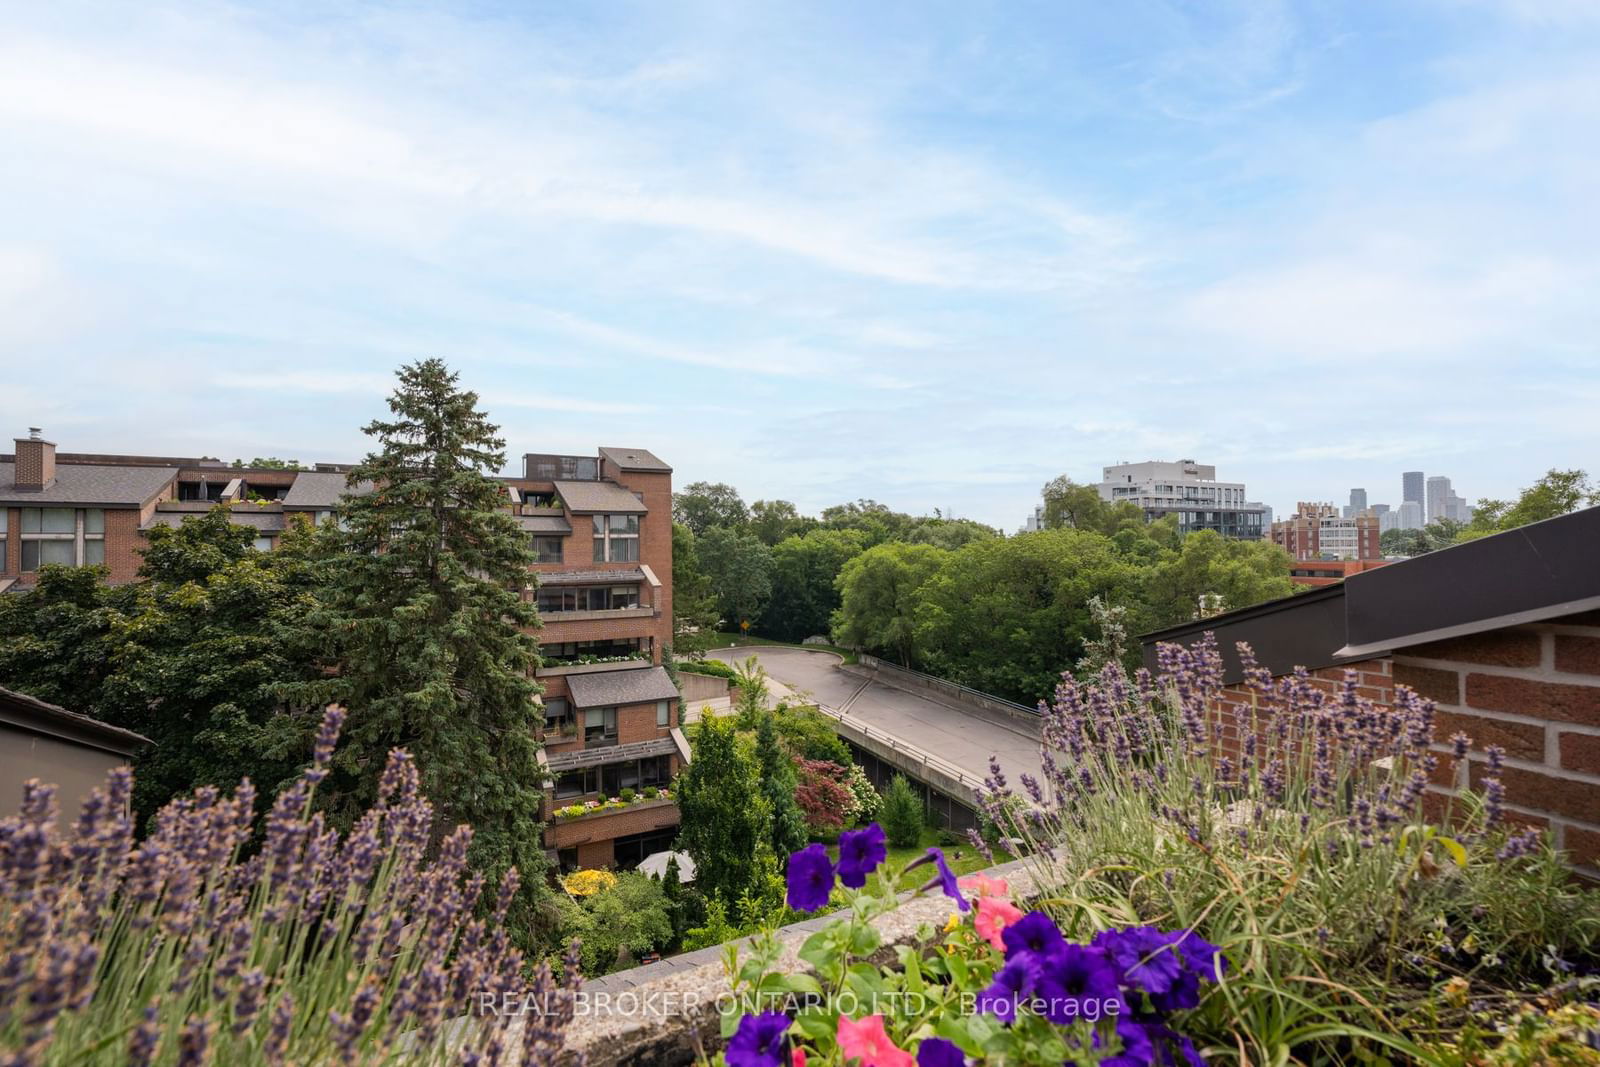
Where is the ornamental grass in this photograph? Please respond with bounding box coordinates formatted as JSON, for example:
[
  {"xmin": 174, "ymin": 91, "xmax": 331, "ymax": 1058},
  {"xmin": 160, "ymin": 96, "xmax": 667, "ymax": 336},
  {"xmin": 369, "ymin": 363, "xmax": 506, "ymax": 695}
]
[
  {"xmin": 978, "ymin": 634, "xmax": 1600, "ymax": 1064},
  {"xmin": 0, "ymin": 706, "xmax": 579, "ymax": 1066}
]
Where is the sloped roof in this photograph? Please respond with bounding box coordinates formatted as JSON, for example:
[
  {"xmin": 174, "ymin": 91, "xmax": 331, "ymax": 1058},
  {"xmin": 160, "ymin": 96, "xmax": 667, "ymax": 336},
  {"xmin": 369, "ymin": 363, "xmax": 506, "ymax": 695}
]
[
  {"xmin": 281, "ymin": 471, "xmax": 373, "ymax": 509},
  {"xmin": 599, "ymin": 447, "xmax": 672, "ymax": 473},
  {"xmin": 0, "ymin": 463, "xmax": 175, "ymax": 507},
  {"xmin": 0, "ymin": 685, "xmax": 151, "ymax": 756},
  {"xmin": 566, "ymin": 666, "xmax": 679, "ymax": 709},
  {"xmin": 553, "ymin": 480, "xmax": 647, "ymax": 514},
  {"xmin": 518, "ymin": 514, "xmax": 572, "ymax": 535}
]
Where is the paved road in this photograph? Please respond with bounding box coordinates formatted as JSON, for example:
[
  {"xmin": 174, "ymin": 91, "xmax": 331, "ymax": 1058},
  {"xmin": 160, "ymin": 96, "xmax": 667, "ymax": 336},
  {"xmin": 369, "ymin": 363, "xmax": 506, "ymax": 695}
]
[{"xmin": 704, "ymin": 646, "xmax": 1043, "ymax": 787}]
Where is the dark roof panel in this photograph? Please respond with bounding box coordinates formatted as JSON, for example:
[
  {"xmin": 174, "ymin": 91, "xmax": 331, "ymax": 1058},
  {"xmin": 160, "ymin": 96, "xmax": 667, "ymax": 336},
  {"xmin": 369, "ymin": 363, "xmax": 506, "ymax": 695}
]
[
  {"xmin": 0, "ymin": 462, "xmax": 175, "ymax": 506},
  {"xmin": 518, "ymin": 514, "xmax": 573, "ymax": 535},
  {"xmin": 537, "ymin": 567, "xmax": 647, "ymax": 586},
  {"xmin": 0, "ymin": 685, "xmax": 151, "ymax": 756},
  {"xmin": 565, "ymin": 666, "xmax": 679, "ymax": 709},
  {"xmin": 281, "ymin": 471, "xmax": 373, "ymax": 509},
  {"xmin": 553, "ymin": 480, "xmax": 647, "ymax": 514},
  {"xmin": 599, "ymin": 447, "xmax": 672, "ymax": 473}
]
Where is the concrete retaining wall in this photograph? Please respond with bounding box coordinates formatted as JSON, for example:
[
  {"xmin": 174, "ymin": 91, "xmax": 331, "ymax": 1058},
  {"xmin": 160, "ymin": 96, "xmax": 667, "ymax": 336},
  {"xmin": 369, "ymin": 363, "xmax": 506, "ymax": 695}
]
[
  {"xmin": 847, "ymin": 657, "xmax": 1042, "ymax": 736},
  {"xmin": 674, "ymin": 670, "xmax": 729, "ymax": 706}
]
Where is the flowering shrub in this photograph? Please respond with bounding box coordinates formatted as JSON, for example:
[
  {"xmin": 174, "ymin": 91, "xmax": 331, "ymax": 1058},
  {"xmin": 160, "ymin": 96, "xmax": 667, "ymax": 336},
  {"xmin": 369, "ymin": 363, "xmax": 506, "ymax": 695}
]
[
  {"xmin": 0, "ymin": 706, "xmax": 580, "ymax": 1065},
  {"xmin": 561, "ymin": 868, "xmax": 619, "ymax": 897},
  {"xmin": 716, "ymin": 822, "xmax": 1221, "ymax": 1066},
  {"xmin": 550, "ymin": 788, "xmax": 672, "ymax": 821},
  {"xmin": 976, "ymin": 634, "xmax": 1600, "ymax": 1062},
  {"xmin": 842, "ymin": 762, "xmax": 881, "ymax": 824},
  {"xmin": 793, "ymin": 760, "xmax": 854, "ymax": 834}
]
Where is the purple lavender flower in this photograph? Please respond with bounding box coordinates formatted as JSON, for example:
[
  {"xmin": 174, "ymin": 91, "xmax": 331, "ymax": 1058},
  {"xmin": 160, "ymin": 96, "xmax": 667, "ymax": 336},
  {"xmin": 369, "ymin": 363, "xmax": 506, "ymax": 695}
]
[
  {"xmin": 1001, "ymin": 911, "xmax": 1067, "ymax": 962},
  {"xmin": 905, "ymin": 847, "xmax": 969, "ymax": 912},
  {"xmin": 176, "ymin": 1016, "xmax": 210, "ymax": 1067},
  {"xmin": 785, "ymin": 844, "xmax": 834, "ymax": 912},
  {"xmin": 917, "ymin": 1036, "xmax": 965, "ymax": 1067},
  {"xmin": 1485, "ymin": 745, "xmax": 1505, "ymax": 774},
  {"xmin": 836, "ymin": 823, "xmax": 887, "ymax": 889},
  {"xmin": 264, "ymin": 990, "xmax": 293, "ymax": 1064},
  {"xmin": 1496, "ymin": 827, "xmax": 1541, "ymax": 862},
  {"xmin": 724, "ymin": 1011, "xmax": 790, "ymax": 1067},
  {"xmin": 128, "ymin": 1001, "xmax": 162, "ymax": 1065},
  {"xmin": 976, "ymin": 955, "xmax": 1039, "ymax": 1024}
]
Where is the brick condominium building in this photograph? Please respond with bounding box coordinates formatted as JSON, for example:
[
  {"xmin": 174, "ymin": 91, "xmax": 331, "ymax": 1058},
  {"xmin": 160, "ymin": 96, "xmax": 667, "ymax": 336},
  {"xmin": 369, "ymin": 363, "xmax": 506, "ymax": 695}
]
[{"xmin": 1, "ymin": 430, "xmax": 686, "ymax": 874}]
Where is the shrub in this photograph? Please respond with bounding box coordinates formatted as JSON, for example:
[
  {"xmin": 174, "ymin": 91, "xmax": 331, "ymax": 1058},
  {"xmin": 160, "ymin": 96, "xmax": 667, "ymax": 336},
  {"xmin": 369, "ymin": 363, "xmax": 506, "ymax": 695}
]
[
  {"xmin": 0, "ymin": 706, "xmax": 580, "ymax": 1065},
  {"xmin": 619, "ymin": 787, "xmax": 636, "ymax": 803},
  {"xmin": 841, "ymin": 762, "xmax": 880, "ymax": 824},
  {"xmin": 562, "ymin": 868, "xmax": 618, "ymax": 897},
  {"xmin": 676, "ymin": 657, "xmax": 739, "ymax": 681},
  {"xmin": 793, "ymin": 759, "xmax": 853, "ymax": 834},
  {"xmin": 643, "ymin": 786, "xmax": 659, "ymax": 800},
  {"xmin": 773, "ymin": 706, "xmax": 852, "ymax": 765},
  {"xmin": 554, "ymin": 871, "xmax": 674, "ymax": 975},
  {"xmin": 982, "ymin": 635, "xmax": 1600, "ymax": 1063},
  {"xmin": 879, "ymin": 774, "xmax": 923, "ymax": 848}
]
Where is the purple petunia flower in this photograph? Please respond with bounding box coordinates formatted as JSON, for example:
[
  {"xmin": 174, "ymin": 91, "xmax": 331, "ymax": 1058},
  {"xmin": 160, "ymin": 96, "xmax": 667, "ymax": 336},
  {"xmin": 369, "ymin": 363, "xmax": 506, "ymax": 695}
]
[
  {"xmin": 1166, "ymin": 930, "xmax": 1226, "ymax": 983},
  {"xmin": 837, "ymin": 823, "xmax": 888, "ymax": 889},
  {"xmin": 1034, "ymin": 944, "xmax": 1126, "ymax": 1025},
  {"xmin": 785, "ymin": 844, "xmax": 835, "ymax": 912},
  {"xmin": 724, "ymin": 1011, "xmax": 791, "ymax": 1067},
  {"xmin": 1097, "ymin": 1018, "xmax": 1157, "ymax": 1067},
  {"xmin": 1094, "ymin": 926, "xmax": 1184, "ymax": 996},
  {"xmin": 1001, "ymin": 911, "xmax": 1067, "ymax": 962},
  {"xmin": 916, "ymin": 1036, "xmax": 966, "ymax": 1067},
  {"xmin": 905, "ymin": 848, "xmax": 970, "ymax": 912},
  {"xmin": 976, "ymin": 956, "xmax": 1039, "ymax": 1024}
]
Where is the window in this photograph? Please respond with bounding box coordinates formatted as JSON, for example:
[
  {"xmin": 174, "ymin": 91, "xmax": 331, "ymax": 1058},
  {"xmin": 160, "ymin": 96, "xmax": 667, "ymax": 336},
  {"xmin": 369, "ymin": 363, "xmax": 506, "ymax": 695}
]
[
  {"xmin": 584, "ymin": 707, "xmax": 617, "ymax": 746},
  {"xmin": 592, "ymin": 514, "xmax": 640, "ymax": 562},
  {"xmin": 19, "ymin": 508, "xmax": 101, "ymax": 570},
  {"xmin": 252, "ymin": 536, "xmax": 274, "ymax": 552},
  {"xmin": 532, "ymin": 536, "xmax": 563, "ymax": 563},
  {"xmin": 544, "ymin": 698, "xmax": 573, "ymax": 736},
  {"xmin": 656, "ymin": 700, "xmax": 671, "ymax": 728},
  {"xmin": 536, "ymin": 585, "xmax": 640, "ymax": 614}
]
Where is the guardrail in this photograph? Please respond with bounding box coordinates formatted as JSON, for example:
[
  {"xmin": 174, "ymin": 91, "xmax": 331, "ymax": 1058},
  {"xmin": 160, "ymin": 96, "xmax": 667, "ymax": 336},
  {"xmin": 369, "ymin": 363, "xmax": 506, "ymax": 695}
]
[
  {"xmin": 855, "ymin": 655, "xmax": 1041, "ymax": 723},
  {"xmin": 810, "ymin": 701, "xmax": 988, "ymax": 799}
]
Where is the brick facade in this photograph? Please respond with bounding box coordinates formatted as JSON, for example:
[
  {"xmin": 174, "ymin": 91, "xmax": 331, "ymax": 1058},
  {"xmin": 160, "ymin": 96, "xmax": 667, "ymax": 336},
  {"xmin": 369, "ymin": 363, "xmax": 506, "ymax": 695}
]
[{"xmin": 1210, "ymin": 615, "xmax": 1600, "ymax": 873}]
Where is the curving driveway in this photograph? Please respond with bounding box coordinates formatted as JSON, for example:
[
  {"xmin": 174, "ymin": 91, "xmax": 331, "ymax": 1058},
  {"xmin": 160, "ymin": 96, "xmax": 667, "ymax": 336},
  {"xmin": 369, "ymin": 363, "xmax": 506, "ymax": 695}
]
[{"xmin": 705, "ymin": 646, "xmax": 1043, "ymax": 787}]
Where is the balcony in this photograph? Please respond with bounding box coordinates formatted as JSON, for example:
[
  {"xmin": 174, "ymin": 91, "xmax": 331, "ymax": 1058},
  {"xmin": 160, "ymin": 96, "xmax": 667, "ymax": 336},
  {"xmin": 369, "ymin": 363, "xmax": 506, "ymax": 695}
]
[
  {"xmin": 535, "ymin": 656, "xmax": 653, "ymax": 678},
  {"xmin": 542, "ymin": 796, "xmax": 680, "ymax": 849},
  {"xmin": 539, "ymin": 605, "xmax": 657, "ymax": 624}
]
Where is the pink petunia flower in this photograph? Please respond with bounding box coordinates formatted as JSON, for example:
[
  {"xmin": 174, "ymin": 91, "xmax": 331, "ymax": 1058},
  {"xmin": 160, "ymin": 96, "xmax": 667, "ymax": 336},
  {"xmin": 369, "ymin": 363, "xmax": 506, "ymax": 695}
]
[
  {"xmin": 958, "ymin": 873, "xmax": 1010, "ymax": 900},
  {"xmin": 836, "ymin": 1013, "xmax": 914, "ymax": 1067},
  {"xmin": 974, "ymin": 894, "xmax": 1025, "ymax": 951}
]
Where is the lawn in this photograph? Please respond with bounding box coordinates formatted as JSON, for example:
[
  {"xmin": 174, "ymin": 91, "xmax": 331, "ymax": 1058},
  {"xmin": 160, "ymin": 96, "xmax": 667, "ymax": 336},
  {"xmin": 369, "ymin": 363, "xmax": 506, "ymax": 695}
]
[
  {"xmin": 819, "ymin": 827, "xmax": 1007, "ymax": 893},
  {"xmin": 714, "ymin": 631, "xmax": 860, "ymax": 665}
]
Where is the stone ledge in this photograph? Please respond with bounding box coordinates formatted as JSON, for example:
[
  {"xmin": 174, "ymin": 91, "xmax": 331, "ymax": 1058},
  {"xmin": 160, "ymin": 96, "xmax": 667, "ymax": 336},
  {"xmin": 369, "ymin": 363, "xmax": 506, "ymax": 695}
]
[{"xmin": 544, "ymin": 857, "xmax": 1038, "ymax": 1066}]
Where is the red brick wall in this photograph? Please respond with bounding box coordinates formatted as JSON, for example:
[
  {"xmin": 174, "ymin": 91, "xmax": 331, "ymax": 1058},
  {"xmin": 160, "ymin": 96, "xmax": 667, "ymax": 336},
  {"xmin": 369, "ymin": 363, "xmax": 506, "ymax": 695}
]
[
  {"xmin": 2, "ymin": 504, "xmax": 154, "ymax": 586},
  {"xmin": 1394, "ymin": 613, "xmax": 1600, "ymax": 871},
  {"xmin": 544, "ymin": 799, "xmax": 681, "ymax": 854},
  {"xmin": 1211, "ymin": 615, "xmax": 1600, "ymax": 873}
]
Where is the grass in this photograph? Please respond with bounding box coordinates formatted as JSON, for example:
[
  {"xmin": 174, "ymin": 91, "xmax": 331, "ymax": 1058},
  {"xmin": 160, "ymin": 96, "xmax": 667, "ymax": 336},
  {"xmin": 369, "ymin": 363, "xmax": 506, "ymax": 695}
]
[
  {"xmin": 714, "ymin": 631, "xmax": 860, "ymax": 665},
  {"xmin": 817, "ymin": 827, "xmax": 1004, "ymax": 892}
]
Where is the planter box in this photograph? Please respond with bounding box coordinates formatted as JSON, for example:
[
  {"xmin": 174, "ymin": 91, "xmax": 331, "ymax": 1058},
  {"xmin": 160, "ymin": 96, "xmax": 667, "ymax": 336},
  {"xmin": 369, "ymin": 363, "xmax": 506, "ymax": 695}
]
[{"xmin": 536, "ymin": 659, "xmax": 654, "ymax": 678}]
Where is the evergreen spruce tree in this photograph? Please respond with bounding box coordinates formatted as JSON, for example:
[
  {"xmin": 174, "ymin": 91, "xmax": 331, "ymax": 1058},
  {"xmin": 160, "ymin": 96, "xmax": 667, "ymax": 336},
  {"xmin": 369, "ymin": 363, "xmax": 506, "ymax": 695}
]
[
  {"xmin": 317, "ymin": 359, "xmax": 547, "ymax": 940},
  {"xmin": 754, "ymin": 712, "xmax": 809, "ymax": 858}
]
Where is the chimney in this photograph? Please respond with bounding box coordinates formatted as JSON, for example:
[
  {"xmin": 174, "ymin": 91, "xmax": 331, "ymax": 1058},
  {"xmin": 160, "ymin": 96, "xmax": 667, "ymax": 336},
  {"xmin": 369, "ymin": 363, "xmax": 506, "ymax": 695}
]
[{"xmin": 13, "ymin": 428, "xmax": 56, "ymax": 491}]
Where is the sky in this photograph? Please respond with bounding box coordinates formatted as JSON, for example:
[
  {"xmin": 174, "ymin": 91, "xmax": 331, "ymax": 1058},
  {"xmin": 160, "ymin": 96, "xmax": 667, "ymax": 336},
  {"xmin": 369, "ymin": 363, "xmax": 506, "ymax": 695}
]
[{"xmin": 1, "ymin": 1, "xmax": 1597, "ymax": 530}]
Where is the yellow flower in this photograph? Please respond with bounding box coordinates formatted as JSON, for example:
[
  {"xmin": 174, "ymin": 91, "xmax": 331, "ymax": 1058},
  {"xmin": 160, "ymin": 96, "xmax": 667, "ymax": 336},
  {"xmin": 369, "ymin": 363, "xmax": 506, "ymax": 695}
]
[
  {"xmin": 943, "ymin": 912, "xmax": 963, "ymax": 933},
  {"xmin": 562, "ymin": 869, "xmax": 618, "ymax": 897}
]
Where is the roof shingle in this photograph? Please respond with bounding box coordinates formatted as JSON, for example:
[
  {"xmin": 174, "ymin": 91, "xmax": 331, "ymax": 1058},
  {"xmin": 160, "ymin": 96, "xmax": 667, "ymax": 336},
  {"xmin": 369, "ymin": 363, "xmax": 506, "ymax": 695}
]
[
  {"xmin": 553, "ymin": 480, "xmax": 647, "ymax": 514},
  {"xmin": 0, "ymin": 463, "xmax": 175, "ymax": 507},
  {"xmin": 565, "ymin": 666, "xmax": 679, "ymax": 708}
]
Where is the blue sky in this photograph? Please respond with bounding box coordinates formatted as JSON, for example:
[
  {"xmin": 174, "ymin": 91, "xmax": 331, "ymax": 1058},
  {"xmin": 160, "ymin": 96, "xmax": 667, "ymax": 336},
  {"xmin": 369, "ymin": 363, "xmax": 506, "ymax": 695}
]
[{"xmin": 1, "ymin": 1, "xmax": 1596, "ymax": 529}]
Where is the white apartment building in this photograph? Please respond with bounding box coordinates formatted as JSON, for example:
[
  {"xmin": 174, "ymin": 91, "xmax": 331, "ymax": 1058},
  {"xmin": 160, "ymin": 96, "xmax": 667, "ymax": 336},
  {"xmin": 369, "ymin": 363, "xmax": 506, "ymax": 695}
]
[{"xmin": 1095, "ymin": 459, "xmax": 1269, "ymax": 540}]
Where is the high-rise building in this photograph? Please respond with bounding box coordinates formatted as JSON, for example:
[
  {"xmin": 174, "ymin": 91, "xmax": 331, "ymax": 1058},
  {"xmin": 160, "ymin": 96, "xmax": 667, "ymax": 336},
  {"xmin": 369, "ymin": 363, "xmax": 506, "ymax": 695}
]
[
  {"xmin": 1426, "ymin": 475, "xmax": 1451, "ymax": 524},
  {"xmin": 1343, "ymin": 488, "xmax": 1368, "ymax": 519},
  {"xmin": 2, "ymin": 431, "xmax": 685, "ymax": 873},
  {"xmin": 1094, "ymin": 459, "xmax": 1269, "ymax": 540},
  {"xmin": 1403, "ymin": 471, "xmax": 1425, "ymax": 510},
  {"xmin": 1268, "ymin": 501, "xmax": 1381, "ymax": 564},
  {"xmin": 1396, "ymin": 500, "xmax": 1424, "ymax": 530}
]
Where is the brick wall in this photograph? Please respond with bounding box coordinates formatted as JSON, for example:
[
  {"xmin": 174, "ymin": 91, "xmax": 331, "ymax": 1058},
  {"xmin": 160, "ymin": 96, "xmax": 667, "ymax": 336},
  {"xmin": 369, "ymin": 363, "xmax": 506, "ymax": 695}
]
[
  {"xmin": 1394, "ymin": 612, "xmax": 1600, "ymax": 872},
  {"xmin": 1210, "ymin": 614, "xmax": 1600, "ymax": 873},
  {"xmin": 545, "ymin": 799, "xmax": 681, "ymax": 853},
  {"xmin": 2, "ymin": 504, "xmax": 153, "ymax": 586}
]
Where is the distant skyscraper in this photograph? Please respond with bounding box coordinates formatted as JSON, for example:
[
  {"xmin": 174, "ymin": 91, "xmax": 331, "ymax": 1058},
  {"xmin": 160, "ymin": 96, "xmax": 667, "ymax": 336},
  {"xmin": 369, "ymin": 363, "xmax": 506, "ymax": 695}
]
[
  {"xmin": 1403, "ymin": 471, "xmax": 1424, "ymax": 510},
  {"xmin": 1396, "ymin": 500, "xmax": 1424, "ymax": 530},
  {"xmin": 1426, "ymin": 475, "xmax": 1453, "ymax": 524},
  {"xmin": 1344, "ymin": 487, "xmax": 1368, "ymax": 518}
]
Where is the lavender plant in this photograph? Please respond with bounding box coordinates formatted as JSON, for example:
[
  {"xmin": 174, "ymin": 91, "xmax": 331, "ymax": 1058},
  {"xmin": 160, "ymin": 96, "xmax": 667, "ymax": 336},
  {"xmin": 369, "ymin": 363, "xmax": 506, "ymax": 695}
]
[
  {"xmin": 0, "ymin": 706, "xmax": 579, "ymax": 1065},
  {"xmin": 978, "ymin": 634, "xmax": 1599, "ymax": 1062}
]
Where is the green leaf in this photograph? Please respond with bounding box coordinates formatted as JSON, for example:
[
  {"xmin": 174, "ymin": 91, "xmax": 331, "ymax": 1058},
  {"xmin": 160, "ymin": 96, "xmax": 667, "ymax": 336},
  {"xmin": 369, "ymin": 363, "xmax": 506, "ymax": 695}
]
[{"xmin": 1437, "ymin": 836, "xmax": 1469, "ymax": 868}]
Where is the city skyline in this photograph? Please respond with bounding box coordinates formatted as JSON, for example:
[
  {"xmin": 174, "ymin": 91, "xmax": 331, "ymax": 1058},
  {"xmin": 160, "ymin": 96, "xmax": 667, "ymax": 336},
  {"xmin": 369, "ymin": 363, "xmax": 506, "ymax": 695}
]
[{"xmin": 2, "ymin": 3, "xmax": 1597, "ymax": 531}]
